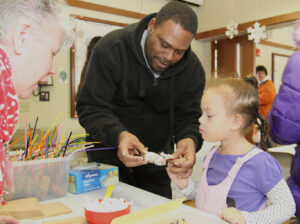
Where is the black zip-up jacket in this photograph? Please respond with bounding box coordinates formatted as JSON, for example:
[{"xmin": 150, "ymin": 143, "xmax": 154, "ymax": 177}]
[{"xmin": 76, "ymin": 13, "xmax": 205, "ymax": 153}]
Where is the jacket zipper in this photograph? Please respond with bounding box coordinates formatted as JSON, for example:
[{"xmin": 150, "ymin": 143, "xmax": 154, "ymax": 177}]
[{"xmin": 153, "ymin": 77, "xmax": 158, "ymax": 87}]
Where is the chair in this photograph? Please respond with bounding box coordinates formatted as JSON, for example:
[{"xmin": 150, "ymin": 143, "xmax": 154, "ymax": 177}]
[{"xmin": 267, "ymin": 144, "xmax": 296, "ymax": 180}]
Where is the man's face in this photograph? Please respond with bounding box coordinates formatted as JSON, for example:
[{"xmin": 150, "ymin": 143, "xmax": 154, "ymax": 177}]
[
  {"xmin": 12, "ymin": 19, "xmax": 63, "ymax": 99},
  {"xmin": 145, "ymin": 18, "xmax": 194, "ymax": 73}
]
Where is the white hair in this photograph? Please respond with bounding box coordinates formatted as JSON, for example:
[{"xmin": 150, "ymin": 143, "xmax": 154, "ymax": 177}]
[
  {"xmin": 293, "ymin": 19, "xmax": 300, "ymax": 47},
  {"xmin": 0, "ymin": 0, "xmax": 74, "ymax": 49}
]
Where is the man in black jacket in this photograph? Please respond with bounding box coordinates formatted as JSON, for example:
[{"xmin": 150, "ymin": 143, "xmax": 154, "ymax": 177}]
[{"xmin": 76, "ymin": 1, "xmax": 205, "ymax": 198}]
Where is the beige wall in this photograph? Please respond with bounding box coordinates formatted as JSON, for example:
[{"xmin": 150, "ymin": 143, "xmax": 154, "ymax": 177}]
[
  {"xmin": 256, "ymin": 23, "xmax": 296, "ymax": 77},
  {"xmin": 255, "ymin": 45, "xmax": 293, "ymax": 80},
  {"xmin": 17, "ymin": 0, "xmax": 300, "ymax": 135},
  {"xmin": 256, "ymin": 23, "xmax": 296, "ymax": 92},
  {"xmin": 70, "ymin": 0, "xmax": 300, "ymax": 32},
  {"xmin": 196, "ymin": 0, "xmax": 300, "ymax": 32}
]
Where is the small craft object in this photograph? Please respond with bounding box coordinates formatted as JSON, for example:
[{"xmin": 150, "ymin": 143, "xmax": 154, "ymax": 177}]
[
  {"xmin": 170, "ymin": 218, "xmax": 189, "ymax": 224},
  {"xmin": 143, "ymin": 151, "xmax": 174, "ymax": 166},
  {"xmin": 84, "ymin": 196, "xmax": 131, "ymax": 213},
  {"xmin": 84, "ymin": 196, "xmax": 131, "ymax": 224}
]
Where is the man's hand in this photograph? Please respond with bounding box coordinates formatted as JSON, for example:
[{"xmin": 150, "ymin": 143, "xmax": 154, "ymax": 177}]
[
  {"xmin": 221, "ymin": 207, "xmax": 246, "ymax": 224},
  {"xmin": 117, "ymin": 131, "xmax": 147, "ymax": 167},
  {"xmin": 168, "ymin": 138, "xmax": 196, "ymax": 179}
]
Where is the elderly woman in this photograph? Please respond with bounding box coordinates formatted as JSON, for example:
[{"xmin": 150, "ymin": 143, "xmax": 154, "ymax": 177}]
[
  {"xmin": 255, "ymin": 65, "xmax": 276, "ymax": 118},
  {"xmin": 0, "ymin": 0, "xmax": 74, "ymax": 223}
]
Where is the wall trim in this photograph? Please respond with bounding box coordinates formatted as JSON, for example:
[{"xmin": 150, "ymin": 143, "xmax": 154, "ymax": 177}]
[
  {"xmin": 195, "ymin": 11, "xmax": 300, "ymax": 40},
  {"xmin": 66, "ymin": 0, "xmax": 147, "ymax": 19},
  {"xmin": 260, "ymin": 40, "xmax": 298, "ymax": 51},
  {"xmin": 74, "ymin": 15, "xmax": 127, "ymax": 27}
]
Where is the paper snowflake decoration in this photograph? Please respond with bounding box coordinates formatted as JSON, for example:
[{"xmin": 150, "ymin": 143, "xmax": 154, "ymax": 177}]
[
  {"xmin": 247, "ymin": 22, "xmax": 266, "ymax": 44},
  {"xmin": 225, "ymin": 21, "xmax": 239, "ymax": 39}
]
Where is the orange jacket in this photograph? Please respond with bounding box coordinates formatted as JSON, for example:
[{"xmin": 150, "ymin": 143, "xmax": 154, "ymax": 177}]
[{"xmin": 258, "ymin": 80, "xmax": 276, "ymax": 118}]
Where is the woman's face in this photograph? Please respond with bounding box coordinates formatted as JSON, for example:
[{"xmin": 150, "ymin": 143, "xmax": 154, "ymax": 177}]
[
  {"xmin": 256, "ymin": 70, "xmax": 266, "ymax": 82},
  {"xmin": 12, "ymin": 20, "xmax": 63, "ymax": 99}
]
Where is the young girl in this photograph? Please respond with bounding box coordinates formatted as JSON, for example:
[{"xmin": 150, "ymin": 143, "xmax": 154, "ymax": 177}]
[{"xmin": 167, "ymin": 78, "xmax": 295, "ymax": 224}]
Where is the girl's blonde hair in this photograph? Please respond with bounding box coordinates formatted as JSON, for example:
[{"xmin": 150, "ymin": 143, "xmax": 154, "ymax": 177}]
[{"xmin": 206, "ymin": 78, "xmax": 268, "ymax": 150}]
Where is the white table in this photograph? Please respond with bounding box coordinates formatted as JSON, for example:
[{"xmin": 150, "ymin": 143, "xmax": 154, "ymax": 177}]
[{"xmin": 20, "ymin": 182, "xmax": 227, "ymax": 223}]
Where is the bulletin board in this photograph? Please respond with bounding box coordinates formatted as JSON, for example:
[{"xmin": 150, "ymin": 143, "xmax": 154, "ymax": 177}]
[
  {"xmin": 71, "ymin": 16, "xmax": 126, "ymax": 118},
  {"xmin": 271, "ymin": 53, "xmax": 290, "ymax": 92}
]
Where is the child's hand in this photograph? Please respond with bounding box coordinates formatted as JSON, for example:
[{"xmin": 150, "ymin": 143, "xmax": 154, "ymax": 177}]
[
  {"xmin": 0, "ymin": 215, "xmax": 19, "ymax": 224},
  {"xmin": 221, "ymin": 207, "xmax": 246, "ymax": 224},
  {"xmin": 166, "ymin": 166, "xmax": 189, "ymax": 190}
]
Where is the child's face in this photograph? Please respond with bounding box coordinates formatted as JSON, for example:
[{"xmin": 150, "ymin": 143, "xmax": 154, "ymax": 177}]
[{"xmin": 199, "ymin": 88, "xmax": 233, "ymax": 142}]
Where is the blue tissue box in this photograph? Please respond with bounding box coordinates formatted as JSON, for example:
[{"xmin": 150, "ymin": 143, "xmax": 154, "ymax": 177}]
[{"xmin": 68, "ymin": 163, "xmax": 119, "ymax": 194}]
